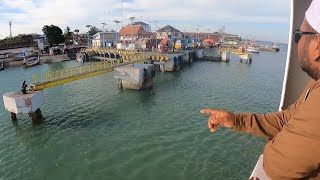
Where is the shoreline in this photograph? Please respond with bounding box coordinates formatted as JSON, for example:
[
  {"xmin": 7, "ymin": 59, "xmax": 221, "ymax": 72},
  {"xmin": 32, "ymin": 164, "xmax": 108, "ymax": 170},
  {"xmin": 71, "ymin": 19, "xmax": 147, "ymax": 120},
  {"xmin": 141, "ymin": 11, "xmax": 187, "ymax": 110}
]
[{"xmin": 1, "ymin": 54, "xmax": 72, "ymax": 68}]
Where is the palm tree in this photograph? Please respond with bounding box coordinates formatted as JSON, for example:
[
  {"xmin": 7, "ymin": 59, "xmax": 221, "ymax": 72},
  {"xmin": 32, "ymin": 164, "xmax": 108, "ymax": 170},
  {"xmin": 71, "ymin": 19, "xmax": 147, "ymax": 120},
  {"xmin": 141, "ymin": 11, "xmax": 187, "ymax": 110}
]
[{"xmin": 64, "ymin": 26, "xmax": 72, "ymax": 44}]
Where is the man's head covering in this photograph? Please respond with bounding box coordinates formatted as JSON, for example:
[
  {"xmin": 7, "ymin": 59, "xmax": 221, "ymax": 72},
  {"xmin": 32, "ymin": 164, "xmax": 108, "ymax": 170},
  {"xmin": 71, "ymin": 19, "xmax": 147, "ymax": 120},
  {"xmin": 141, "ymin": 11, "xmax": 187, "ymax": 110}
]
[{"xmin": 306, "ymin": 0, "xmax": 320, "ymax": 33}]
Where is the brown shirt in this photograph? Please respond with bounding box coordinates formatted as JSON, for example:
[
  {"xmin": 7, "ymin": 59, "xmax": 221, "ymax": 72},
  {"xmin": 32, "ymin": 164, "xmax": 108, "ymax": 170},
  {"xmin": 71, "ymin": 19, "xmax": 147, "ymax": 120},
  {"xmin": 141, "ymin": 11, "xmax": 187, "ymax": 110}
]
[{"xmin": 233, "ymin": 80, "xmax": 320, "ymax": 180}]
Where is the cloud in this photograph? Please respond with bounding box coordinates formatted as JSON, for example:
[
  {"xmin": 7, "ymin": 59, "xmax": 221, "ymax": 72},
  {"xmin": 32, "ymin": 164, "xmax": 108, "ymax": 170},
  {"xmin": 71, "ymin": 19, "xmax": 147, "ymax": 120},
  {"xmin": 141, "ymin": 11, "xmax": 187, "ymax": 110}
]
[{"xmin": 0, "ymin": 0, "xmax": 290, "ymax": 42}]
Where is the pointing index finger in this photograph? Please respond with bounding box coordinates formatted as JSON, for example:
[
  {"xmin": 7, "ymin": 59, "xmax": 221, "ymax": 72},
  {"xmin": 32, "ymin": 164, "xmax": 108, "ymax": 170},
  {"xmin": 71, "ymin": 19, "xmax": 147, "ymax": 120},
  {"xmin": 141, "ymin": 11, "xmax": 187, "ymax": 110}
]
[{"xmin": 200, "ymin": 109, "xmax": 219, "ymax": 115}]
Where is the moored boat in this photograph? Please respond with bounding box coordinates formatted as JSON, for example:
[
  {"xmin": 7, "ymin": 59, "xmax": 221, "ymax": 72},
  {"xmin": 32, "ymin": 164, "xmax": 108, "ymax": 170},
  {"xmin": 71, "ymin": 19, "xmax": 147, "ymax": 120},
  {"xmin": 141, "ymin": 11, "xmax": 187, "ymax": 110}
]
[
  {"xmin": 23, "ymin": 52, "xmax": 40, "ymax": 68},
  {"xmin": 246, "ymin": 39, "xmax": 260, "ymax": 53},
  {"xmin": 76, "ymin": 52, "xmax": 85, "ymax": 62},
  {"xmin": 271, "ymin": 42, "xmax": 280, "ymax": 52},
  {"xmin": 246, "ymin": 45, "xmax": 260, "ymax": 53}
]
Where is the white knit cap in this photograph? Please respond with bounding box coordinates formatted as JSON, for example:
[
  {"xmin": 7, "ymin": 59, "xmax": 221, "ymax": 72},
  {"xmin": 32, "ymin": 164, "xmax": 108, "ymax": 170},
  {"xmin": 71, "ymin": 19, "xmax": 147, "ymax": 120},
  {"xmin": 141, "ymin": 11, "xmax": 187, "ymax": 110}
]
[{"xmin": 305, "ymin": 0, "xmax": 320, "ymax": 33}]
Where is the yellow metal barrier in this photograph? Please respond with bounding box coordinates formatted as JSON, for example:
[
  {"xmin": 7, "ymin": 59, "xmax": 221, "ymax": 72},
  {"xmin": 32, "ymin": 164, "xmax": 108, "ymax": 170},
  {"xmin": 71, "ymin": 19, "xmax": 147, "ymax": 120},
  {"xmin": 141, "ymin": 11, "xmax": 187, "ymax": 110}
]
[{"xmin": 32, "ymin": 62, "xmax": 113, "ymax": 84}]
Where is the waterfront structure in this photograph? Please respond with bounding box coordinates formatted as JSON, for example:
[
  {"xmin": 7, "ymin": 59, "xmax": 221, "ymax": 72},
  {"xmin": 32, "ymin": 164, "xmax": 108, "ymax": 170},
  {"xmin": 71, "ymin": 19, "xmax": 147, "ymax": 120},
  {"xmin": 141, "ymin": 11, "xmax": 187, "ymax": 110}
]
[
  {"xmin": 119, "ymin": 25, "xmax": 152, "ymax": 43},
  {"xmin": 114, "ymin": 64, "xmax": 155, "ymax": 90},
  {"xmin": 156, "ymin": 25, "xmax": 183, "ymax": 39},
  {"xmin": 223, "ymin": 35, "xmax": 240, "ymax": 45},
  {"xmin": 34, "ymin": 34, "xmax": 49, "ymax": 50},
  {"xmin": 132, "ymin": 21, "xmax": 151, "ymax": 32},
  {"xmin": 91, "ymin": 32, "xmax": 118, "ymax": 48}
]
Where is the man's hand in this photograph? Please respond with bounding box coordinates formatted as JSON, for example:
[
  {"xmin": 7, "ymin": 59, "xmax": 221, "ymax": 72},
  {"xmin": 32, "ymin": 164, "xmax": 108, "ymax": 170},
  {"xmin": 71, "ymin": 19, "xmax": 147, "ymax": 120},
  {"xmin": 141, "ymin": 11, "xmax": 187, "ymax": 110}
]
[{"xmin": 200, "ymin": 109, "xmax": 236, "ymax": 133}]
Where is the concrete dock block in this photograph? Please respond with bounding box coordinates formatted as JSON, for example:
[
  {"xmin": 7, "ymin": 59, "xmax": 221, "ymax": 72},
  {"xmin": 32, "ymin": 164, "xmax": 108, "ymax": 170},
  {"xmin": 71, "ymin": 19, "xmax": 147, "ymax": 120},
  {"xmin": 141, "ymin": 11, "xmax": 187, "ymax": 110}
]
[
  {"xmin": 114, "ymin": 64, "xmax": 155, "ymax": 90},
  {"xmin": 3, "ymin": 91, "xmax": 45, "ymax": 114}
]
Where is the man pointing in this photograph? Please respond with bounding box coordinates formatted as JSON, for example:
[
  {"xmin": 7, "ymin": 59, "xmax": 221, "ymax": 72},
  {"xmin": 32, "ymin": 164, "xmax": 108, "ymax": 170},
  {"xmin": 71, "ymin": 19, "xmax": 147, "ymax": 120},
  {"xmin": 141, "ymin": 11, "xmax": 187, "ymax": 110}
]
[{"xmin": 201, "ymin": 0, "xmax": 320, "ymax": 179}]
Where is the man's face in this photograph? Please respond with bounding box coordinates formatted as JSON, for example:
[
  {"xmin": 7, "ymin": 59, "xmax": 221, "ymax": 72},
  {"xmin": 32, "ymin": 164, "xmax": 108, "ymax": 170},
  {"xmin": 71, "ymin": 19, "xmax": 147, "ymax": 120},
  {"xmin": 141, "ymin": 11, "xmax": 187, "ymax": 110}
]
[{"xmin": 297, "ymin": 19, "xmax": 319, "ymax": 80}]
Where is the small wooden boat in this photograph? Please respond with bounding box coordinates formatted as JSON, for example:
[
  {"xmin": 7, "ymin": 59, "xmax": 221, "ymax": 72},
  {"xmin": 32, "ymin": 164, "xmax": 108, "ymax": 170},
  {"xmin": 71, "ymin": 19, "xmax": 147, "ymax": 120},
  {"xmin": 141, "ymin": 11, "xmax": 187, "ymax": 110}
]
[
  {"xmin": 23, "ymin": 53, "xmax": 40, "ymax": 68},
  {"xmin": 76, "ymin": 52, "xmax": 85, "ymax": 62}
]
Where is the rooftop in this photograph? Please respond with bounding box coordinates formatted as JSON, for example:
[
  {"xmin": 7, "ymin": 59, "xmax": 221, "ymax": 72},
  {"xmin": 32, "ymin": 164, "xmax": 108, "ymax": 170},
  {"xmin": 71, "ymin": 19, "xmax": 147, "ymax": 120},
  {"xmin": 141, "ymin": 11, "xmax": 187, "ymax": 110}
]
[
  {"xmin": 157, "ymin": 25, "xmax": 182, "ymax": 34},
  {"xmin": 119, "ymin": 25, "xmax": 151, "ymax": 36},
  {"xmin": 132, "ymin": 21, "xmax": 149, "ymax": 26}
]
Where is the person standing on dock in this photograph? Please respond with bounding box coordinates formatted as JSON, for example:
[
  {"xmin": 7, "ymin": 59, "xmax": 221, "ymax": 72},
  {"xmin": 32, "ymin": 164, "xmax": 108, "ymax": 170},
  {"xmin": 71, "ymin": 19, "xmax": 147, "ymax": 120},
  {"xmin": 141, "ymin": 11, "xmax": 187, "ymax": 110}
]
[
  {"xmin": 201, "ymin": 0, "xmax": 320, "ymax": 179},
  {"xmin": 21, "ymin": 81, "xmax": 28, "ymax": 94}
]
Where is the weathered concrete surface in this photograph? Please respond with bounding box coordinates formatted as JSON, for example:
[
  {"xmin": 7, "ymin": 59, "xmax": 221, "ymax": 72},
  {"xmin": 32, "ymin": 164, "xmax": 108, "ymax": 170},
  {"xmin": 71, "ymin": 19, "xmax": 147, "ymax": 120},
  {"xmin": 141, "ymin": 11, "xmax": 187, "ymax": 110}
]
[
  {"xmin": 114, "ymin": 64, "xmax": 154, "ymax": 90},
  {"xmin": 28, "ymin": 108, "xmax": 44, "ymax": 123},
  {"xmin": 203, "ymin": 48, "xmax": 221, "ymax": 61}
]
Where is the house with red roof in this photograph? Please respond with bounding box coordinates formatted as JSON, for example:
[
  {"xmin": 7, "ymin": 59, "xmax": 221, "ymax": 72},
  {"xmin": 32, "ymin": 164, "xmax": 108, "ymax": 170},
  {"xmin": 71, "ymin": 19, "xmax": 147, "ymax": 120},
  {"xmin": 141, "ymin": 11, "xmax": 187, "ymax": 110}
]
[{"xmin": 119, "ymin": 25, "xmax": 152, "ymax": 43}]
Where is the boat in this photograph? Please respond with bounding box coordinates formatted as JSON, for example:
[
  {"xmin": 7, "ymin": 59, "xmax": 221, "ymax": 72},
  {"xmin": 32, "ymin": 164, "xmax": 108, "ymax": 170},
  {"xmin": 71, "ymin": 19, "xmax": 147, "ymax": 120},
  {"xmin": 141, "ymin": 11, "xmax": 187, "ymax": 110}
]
[
  {"xmin": 246, "ymin": 45, "xmax": 260, "ymax": 53},
  {"xmin": 270, "ymin": 42, "xmax": 280, "ymax": 52},
  {"xmin": 250, "ymin": 0, "xmax": 313, "ymax": 179},
  {"xmin": 76, "ymin": 52, "xmax": 85, "ymax": 62},
  {"xmin": 246, "ymin": 39, "xmax": 260, "ymax": 53},
  {"xmin": 23, "ymin": 52, "xmax": 40, "ymax": 68}
]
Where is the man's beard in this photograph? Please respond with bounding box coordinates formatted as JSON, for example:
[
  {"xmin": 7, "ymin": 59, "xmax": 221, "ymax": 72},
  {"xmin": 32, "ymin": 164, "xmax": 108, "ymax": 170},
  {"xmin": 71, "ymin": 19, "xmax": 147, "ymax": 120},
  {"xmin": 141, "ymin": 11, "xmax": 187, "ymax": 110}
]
[{"xmin": 300, "ymin": 40, "xmax": 319, "ymax": 80}]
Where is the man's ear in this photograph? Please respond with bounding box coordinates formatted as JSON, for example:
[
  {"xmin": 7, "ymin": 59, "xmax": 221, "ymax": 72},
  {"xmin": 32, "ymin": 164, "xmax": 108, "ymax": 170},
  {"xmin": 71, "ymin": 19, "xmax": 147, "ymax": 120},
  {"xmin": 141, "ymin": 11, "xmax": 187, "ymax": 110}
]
[{"xmin": 310, "ymin": 34, "xmax": 320, "ymax": 62}]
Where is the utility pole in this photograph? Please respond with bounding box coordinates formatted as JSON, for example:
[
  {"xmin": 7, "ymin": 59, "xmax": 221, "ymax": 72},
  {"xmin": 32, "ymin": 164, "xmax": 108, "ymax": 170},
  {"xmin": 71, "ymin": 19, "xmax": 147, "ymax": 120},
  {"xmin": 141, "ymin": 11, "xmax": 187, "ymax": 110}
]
[
  {"xmin": 114, "ymin": 20, "xmax": 121, "ymax": 44},
  {"xmin": 121, "ymin": 0, "xmax": 123, "ymax": 27},
  {"xmin": 154, "ymin": 21, "xmax": 158, "ymax": 50},
  {"xmin": 197, "ymin": 25, "xmax": 200, "ymax": 41},
  {"xmin": 207, "ymin": 28, "xmax": 210, "ymax": 39},
  {"xmin": 86, "ymin": 25, "xmax": 91, "ymax": 47},
  {"xmin": 129, "ymin": 17, "xmax": 135, "ymax": 48},
  {"xmin": 101, "ymin": 23, "xmax": 107, "ymax": 48},
  {"xmin": 9, "ymin": 21, "xmax": 12, "ymax": 37}
]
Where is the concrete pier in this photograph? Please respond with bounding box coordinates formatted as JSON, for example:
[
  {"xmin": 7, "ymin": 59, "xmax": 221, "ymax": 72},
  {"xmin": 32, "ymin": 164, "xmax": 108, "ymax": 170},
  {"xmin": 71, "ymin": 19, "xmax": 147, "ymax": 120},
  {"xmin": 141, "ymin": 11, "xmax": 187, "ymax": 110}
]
[
  {"xmin": 3, "ymin": 91, "xmax": 45, "ymax": 123},
  {"xmin": 221, "ymin": 51, "xmax": 230, "ymax": 62},
  {"xmin": 195, "ymin": 49, "xmax": 204, "ymax": 60},
  {"xmin": 114, "ymin": 64, "xmax": 155, "ymax": 90},
  {"xmin": 202, "ymin": 48, "xmax": 221, "ymax": 61},
  {"xmin": 182, "ymin": 50, "xmax": 196, "ymax": 63},
  {"xmin": 239, "ymin": 53, "xmax": 253, "ymax": 64}
]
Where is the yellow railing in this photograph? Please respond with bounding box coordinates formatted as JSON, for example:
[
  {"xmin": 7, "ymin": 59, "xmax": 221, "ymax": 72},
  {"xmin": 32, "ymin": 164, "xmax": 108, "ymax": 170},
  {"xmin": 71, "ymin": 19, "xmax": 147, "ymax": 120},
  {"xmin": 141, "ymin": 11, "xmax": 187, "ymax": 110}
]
[
  {"xmin": 32, "ymin": 61, "xmax": 120, "ymax": 83},
  {"xmin": 86, "ymin": 48, "xmax": 144, "ymax": 56}
]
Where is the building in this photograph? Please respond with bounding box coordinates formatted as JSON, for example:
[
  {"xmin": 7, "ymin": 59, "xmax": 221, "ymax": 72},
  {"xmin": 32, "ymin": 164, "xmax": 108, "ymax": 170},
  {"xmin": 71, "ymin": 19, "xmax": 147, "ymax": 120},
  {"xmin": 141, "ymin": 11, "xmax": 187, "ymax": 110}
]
[
  {"xmin": 184, "ymin": 32, "xmax": 222, "ymax": 41},
  {"xmin": 156, "ymin": 25, "xmax": 183, "ymax": 39},
  {"xmin": 223, "ymin": 34, "xmax": 241, "ymax": 45},
  {"xmin": 91, "ymin": 32, "xmax": 118, "ymax": 48},
  {"xmin": 132, "ymin": 21, "xmax": 151, "ymax": 32},
  {"xmin": 119, "ymin": 25, "xmax": 152, "ymax": 43}
]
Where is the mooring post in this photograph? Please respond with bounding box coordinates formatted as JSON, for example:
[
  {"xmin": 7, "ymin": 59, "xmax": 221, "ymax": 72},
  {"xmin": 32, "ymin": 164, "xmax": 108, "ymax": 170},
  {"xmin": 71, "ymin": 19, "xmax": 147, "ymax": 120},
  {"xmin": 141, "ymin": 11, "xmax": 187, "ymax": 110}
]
[
  {"xmin": 161, "ymin": 63, "xmax": 165, "ymax": 73},
  {"xmin": 118, "ymin": 79, "xmax": 123, "ymax": 89},
  {"xmin": 10, "ymin": 112, "xmax": 17, "ymax": 121},
  {"xmin": 28, "ymin": 108, "xmax": 44, "ymax": 123}
]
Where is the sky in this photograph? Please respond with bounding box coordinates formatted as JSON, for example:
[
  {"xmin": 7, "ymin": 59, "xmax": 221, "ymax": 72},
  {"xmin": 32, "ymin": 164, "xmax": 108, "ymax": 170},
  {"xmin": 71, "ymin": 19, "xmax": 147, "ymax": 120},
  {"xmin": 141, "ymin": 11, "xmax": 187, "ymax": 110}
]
[{"xmin": 0, "ymin": 0, "xmax": 291, "ymax": 43}]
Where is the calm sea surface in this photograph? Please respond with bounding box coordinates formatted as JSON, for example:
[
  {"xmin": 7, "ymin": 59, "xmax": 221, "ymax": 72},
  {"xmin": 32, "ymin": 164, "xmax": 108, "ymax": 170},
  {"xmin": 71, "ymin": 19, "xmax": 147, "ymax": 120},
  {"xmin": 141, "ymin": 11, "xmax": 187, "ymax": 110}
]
[{"xmin": 0, "ymin": 44, "xmax": 288, "ymax": 180}]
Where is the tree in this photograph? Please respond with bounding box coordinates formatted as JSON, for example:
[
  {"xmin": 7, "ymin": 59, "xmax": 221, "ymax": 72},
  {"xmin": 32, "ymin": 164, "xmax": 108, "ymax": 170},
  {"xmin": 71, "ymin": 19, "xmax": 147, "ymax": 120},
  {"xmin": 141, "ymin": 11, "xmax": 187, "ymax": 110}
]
[
  {"xmin": 42, "ymin": 25, "xmax": 65, "ymax": 47},
  {"xmin": 88, "ymin": 26, "xmax": 101, "ymax": 36},
  {"xmin": 64, "ymin": 26, "xmax": 73, "ymax": 45}
]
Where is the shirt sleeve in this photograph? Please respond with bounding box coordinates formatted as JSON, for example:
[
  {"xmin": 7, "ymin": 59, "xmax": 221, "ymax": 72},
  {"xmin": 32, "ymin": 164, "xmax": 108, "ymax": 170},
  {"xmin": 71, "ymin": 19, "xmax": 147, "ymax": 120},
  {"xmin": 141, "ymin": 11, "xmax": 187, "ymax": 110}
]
[
  {"xmin": 232, "ymin": 96, "xmax": 303, "ymax": 139},
  {"xmin": 263, "ymin": 89, "xmax": 320, "ymax": 179},
  {"xmin": 231, "ymin": 80, "xmax": 314, "ymax": 139}
]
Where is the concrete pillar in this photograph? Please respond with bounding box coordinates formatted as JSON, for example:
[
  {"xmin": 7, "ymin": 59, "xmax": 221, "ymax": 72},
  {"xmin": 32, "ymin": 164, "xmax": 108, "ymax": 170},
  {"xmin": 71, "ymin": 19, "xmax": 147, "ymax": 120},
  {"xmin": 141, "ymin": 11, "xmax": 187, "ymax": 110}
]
[
  {"xmin": 114, "ymin": 64, "xmax": 154, "ymax": 90},
  {"xmin": 28, "ymin": 108, "xmax": 44, "ymax": 123},
  {"xmin": 118, "ymin": 79, "xmax": 123, "ymax": 89},
  {"xmin": 161, "ymin": 63, "xmax": 165, "ymax": 73},
  {"xmin": 3, "ymin": 91, "xmax": 45, "ymax": 124},
  {"xmin": 10, "ymin": 112, "xmax": 17, "ymax": 121}
]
